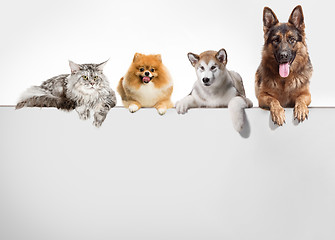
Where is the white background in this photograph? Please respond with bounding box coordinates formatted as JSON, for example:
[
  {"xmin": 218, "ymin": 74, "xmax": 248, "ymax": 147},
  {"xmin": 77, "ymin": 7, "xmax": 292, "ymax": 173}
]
[
  {"xmin": 1, "ymin": 107, "xmax": 335, "ymax": 240},
  {"xmin": 0, "ymin": 0, "xmax": 334, "ymax": 106}
]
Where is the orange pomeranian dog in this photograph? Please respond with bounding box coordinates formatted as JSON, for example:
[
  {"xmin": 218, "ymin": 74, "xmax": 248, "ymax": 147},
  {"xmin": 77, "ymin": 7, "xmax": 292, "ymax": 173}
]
[{"xmin": 117, "ymin": 53, "xmax": 173, "ymax": 115}]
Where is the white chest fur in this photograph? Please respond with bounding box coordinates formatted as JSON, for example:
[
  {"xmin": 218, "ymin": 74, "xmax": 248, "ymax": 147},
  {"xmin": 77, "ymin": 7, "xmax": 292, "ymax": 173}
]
[{"xmin": 128, "ymin": 82, "xmax": 167, "ymax": 107}]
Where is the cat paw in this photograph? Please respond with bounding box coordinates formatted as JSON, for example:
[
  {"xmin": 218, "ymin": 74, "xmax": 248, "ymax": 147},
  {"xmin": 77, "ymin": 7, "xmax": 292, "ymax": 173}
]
[
  {"xmin": 129, "ymin": 104, "xmax": 139, "ymax": 113},
  {"xmin": 294, "ymin": 103, "xmax": 309, "ymax": 123},
  {"xmin": 270, "ymin": 106, "xmax": 285, "ymax": 126},
  {"xmin": 175, "ymin": 101, "xmax": 189, "ymax": 114},
  {"xmin": 93, "ymin": 120, "xmax": 102, "ymax": 128},
  {"xmin": 157, "ymin": 108, "xmax": 167, "ymax": 115},
  {"xmin": 78, "ymin": 110, "xmax": 90, "ymax": 120}
]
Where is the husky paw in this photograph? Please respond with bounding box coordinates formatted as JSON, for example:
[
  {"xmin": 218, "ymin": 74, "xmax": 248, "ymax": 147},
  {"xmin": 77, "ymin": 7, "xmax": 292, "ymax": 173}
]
[
  {"xmin": 157, "ymin": 108, "xmax": 167, "ymax": 115},
  {"xmin": 232, "ymin": 119, "xmax": 244, "ymax": 132},
  {"xmin": 294, "ymin": 103, "xmax": 309, "ymax": 123},
  {"xmin": 129, "ymin": 104, "xmax": 139, "ymax": 113},
  {"xmin": 175, "ymin": 101, "xmax": 189, "ymax": 114},
  {"xmin": 270, "ymin": 106, "xmax": 285, "ymax": 126}
]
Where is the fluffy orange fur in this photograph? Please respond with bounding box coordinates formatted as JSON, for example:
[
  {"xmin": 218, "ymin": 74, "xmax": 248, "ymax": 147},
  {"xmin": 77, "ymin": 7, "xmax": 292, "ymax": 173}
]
[{"xmin": 117, "ymin": 53, "xmax": 173, "ymax": 115}]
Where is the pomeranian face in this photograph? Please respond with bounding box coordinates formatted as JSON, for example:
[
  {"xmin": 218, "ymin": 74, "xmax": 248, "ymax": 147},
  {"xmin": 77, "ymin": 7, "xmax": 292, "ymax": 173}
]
[{"xmin": 130, "ymin": 53, "xmax": 162, "ymax": 84}]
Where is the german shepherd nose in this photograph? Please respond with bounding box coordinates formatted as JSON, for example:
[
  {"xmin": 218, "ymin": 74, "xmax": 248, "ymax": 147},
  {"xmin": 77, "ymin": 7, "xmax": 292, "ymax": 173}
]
[
  {"xmin": 145, "ymin": 71, "xmax": 150, "ymax": 76},
  {"xmin": 202, "ymin": 77, "xmax": 210, "ymax": 83},
  {"xmin": 280, "ymin": 51, "xmax": 289, "ymax": 61}
]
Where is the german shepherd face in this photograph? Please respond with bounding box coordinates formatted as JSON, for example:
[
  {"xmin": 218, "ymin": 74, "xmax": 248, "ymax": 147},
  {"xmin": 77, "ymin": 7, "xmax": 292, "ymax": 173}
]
[{"xmin": 263, "ymin": 5, "xmax": 306, "ymax": 78}]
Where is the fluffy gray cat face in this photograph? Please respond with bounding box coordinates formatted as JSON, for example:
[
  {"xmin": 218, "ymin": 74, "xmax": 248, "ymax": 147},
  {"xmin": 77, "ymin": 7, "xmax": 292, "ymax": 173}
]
[{"xmin": 68, "ymin": 60, "xmax": 109, "ymax": 94}]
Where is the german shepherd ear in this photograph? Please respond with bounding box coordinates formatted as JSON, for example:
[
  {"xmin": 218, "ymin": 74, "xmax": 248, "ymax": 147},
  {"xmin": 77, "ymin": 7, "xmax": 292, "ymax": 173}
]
[
  {"xmin": 263, "ymin": 7, "xmax": 279, "ymax": 33},
  {"xmin": 187, "ymin": 53, "xmax": 199, "ymax": 67},
  {"xmin": 289, "ymin": 5, "xmax": 305, "ymax": 31},
  {"xmin": 216, "ymin": 49, "xmax": 227, "ymax": 65}
]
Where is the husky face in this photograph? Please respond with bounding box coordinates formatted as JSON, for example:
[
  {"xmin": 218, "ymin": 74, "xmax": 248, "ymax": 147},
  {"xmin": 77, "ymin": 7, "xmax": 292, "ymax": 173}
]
[{"xmin": 188, "ymin": 49, "xmax": 228, "ymax": 87}]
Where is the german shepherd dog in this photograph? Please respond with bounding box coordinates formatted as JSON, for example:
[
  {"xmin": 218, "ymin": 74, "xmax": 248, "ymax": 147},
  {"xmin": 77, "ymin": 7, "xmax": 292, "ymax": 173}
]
[{"xmin": 255, "ymin": 5, "xmax": 313, "ymax": 126}]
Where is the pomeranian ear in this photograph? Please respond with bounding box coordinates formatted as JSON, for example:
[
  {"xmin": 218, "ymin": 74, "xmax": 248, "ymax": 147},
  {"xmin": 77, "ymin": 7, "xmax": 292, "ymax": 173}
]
[
  {"xmin": 215, "ymin": 49, "xmax": 227, "ymax": 65},
  {"xmin": 97, "ymin": 59, "xmax": 109, "ymax": 71},
  {"xmin": 154, "ymin": 54, "xmax": 162, "ymax": 62},
  {"xmin": 187, "ymin": 53, "xmax": 199, "ymax": 67},
  {"xmin": 133, "ymin": 53, "xmax": 143, "ymax": 62},
  {"xmin": 69, "ymin": 60, "xmax": 81, "ymax": 74}
]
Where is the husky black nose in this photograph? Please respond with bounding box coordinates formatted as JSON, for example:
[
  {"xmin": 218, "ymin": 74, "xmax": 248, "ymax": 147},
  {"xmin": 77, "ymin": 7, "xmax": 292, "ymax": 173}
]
[
  {"xmin": 145, "ymin": 71, "xmax": 150, "ymax": 76},
  {"xmin": 202, "ymin": 77, "xmax": 210, "ymax": 84}
]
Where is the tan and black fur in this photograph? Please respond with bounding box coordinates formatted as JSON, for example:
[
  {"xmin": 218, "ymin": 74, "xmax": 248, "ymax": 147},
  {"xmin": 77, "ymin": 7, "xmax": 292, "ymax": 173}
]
[{"xmin": 255, "ymin": 5, "xmax": 313, "ymax": 125}]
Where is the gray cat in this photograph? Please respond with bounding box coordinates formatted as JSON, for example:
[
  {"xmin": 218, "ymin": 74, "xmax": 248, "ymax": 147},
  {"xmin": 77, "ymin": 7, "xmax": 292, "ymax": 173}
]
[{"xmin": 16, "ymin": 60, "xmax": 117, "ymax": 127}]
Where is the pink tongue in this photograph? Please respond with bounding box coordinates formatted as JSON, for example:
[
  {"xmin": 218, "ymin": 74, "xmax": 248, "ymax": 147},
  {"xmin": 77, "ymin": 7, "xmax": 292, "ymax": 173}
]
[
  {"xmin": 279, "ymin": 63, "xmax": 290, "ymax": 78},
  {"xmin": 143, "ymin": 76, "xmax": 151, "ymax": 82}
]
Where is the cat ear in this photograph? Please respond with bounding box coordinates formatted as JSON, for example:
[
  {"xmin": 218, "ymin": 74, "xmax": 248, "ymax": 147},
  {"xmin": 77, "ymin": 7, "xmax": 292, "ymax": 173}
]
[
  {"xmin": 154, "ymin": 54, "xmax": 162, "ymax": 62},
  {"xmin": 133, "ymin": 53, "xmax": 143, "ymax": 62},
  {"xmin": 69, "ymin": 60, "xmax": 81, "ymax": 74},
  {"xmin": 97, "ymin": 59, "xmax": 109, "ymax": 71},
  {"xmin": 187, "ymin": 53, "xmax": 199, "ymax": 67}
]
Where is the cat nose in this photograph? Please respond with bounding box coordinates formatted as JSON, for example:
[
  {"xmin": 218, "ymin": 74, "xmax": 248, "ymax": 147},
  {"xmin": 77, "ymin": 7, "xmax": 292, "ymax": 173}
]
[
  {"xmin": 145, "ymin": 71, "xmax": 150, "ymax": 76},
  {"xmin": 90, "ymin": 82, "xmax": 94, "ymax": 86}
]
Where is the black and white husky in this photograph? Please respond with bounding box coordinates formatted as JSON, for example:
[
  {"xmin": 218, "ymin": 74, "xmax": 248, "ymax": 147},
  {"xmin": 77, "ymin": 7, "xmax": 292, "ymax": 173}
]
[{"xmin": 175, "ymin": 49, "xmax": 253, "ymax": 132}]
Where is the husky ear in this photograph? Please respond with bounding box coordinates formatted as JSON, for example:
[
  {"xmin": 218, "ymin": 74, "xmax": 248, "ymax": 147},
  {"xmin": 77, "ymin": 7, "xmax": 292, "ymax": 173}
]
[
  {"xmin": 289, "ymin": 5, "xmax": 305, "ymax": 31},
  {"xmin": 263, "ymin": 7, "xmax": 279, "ymax": 33},
  {"xmin": 216, "ymin": 49, "xmax": 227, "ymax": 65},
  {"xmin": 187, "ymin": 53, "xmax": 199, "ymax": 67},
  {"xmin": 133, "ymin": 53, "xmax": 143, "ymax": 62},
  {"xmin": 69, "ymin": 60, "xmax": 81, "ymax": 74},
  {"xmin": 97, "ymin": 59, "xmax": 108, "ymax": 71}
]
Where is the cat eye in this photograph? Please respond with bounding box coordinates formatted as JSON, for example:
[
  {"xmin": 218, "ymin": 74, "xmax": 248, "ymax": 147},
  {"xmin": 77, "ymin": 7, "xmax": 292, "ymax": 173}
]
[
  {"xmin": 140, "ymin": 68, "xmax": 144, "ymax": 72},
  {"xmin": 210, "ymin": 66, "xmax": 217, "ymax": 71},
  {"xmin": 151, "ymin": 68, "xmax": 155, "ymax": 72},
  {"xmin": 94, "ymin": 76, "xmax": 99, "ymax": 80},
  {"xmin": 82, "ymin": 75, "xmax": 88, "ymax": 80}
]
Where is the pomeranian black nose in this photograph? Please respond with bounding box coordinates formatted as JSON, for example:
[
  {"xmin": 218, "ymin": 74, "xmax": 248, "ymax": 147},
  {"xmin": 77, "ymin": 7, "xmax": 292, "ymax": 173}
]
[
  {"xmin": 145, "ymin": 71, "xmax": 150, "ymax": 76},
  {"xmin": 202, "ymin": 77, "xmax": 210, "ymax": 83}
]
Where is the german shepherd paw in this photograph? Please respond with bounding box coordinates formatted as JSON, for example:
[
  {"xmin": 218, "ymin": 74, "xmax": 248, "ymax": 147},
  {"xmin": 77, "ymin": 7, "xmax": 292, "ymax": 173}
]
[
  {"xmin": 294, "ymin": 104, "xmax": 309, "ymax": 122},
  {"xmin": 270, "ymin": 106, "xmax": 286, "ymax": 126}
]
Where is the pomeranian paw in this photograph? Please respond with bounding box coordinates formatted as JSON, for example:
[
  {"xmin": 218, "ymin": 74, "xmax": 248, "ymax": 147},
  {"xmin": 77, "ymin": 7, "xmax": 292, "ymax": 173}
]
[
  {"xmin": 175, "ymin": 101, "xmax": 188, "ymax": 114},
  {"xmin": 129, "ymin": 104, "xmax": 139, "ymax": 113},
  {"xmin": 157, "ymin": 108, "xmax": 167, "ymax": 115}
]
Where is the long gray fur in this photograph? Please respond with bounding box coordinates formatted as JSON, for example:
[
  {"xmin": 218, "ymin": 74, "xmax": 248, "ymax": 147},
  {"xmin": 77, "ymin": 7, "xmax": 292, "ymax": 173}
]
[{"xmin": 16, "ymin": 60, "xmax": 116, "ymax": 127}]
